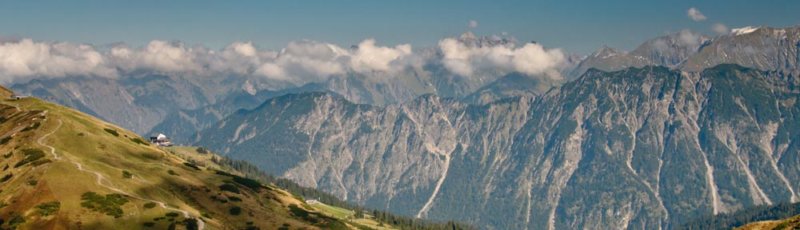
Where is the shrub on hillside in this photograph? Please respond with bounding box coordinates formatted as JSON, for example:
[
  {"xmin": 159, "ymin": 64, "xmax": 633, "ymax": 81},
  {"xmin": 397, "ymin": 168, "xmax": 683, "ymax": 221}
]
[
  {"xmin": 196, "ymin": 147, "xmax": 208, "ymax": 154},
  {"xmin": 36, "ymin": 201, "xmax": 61, "ymax": 216},
  {"xmin": 0, "ymin": 173, "xmax": 11, "ymax": 182},
  {"xmin": 183, "ymin": 162, "xmax": 200, "ymax": 171},
  {"xmin": 13, "ymin": 148, "xmax": 45, "ymax": 168},
  {"xmin": 130, "ymin": 138, "xmax": 150, "ymax": 145},
  {"xmin": 7, "ymin": 213, "xmax": 25, "ymax": 228},
  {"xmin": 0, "ymin": 136, "xmax": 11, "ymax": 145},
  {"xmin": 232, "ymin": 176, "xmax": 262, "ymax": 190},
  {"xmin": 122, "ymin": 170, "xmax": 133, "ymax": 179},
  {"xmin": 21, "ymin": 122, "xmax": 40, "ymax": 132},
  {"xmin": 143, "ymin": 202, "xmax": 157, "ymax": 209},
  {"xmin": 80, "ymin": 192, "xmax": 129, "ymax": 218},
  {"xmin": 288, "ymin": 204, "xmax": 310, "ymax": 219},
  {"xmin": 185, "ymin": 218, "xmax": 200, "ymax": 230},
  {"xmin": 103, "ymin": 128, "xmax": 119, "ymax": 137},
  {"xmin": 229, "ymin": 206, "xmax": 242, "ymax": 215},
  {"xmin": 219, "ymin": 183, "xmax": 240, "ymax": 194},
  {"xmin": 213, "ymin": 170, "xmax": 262, "ymax": 191}
]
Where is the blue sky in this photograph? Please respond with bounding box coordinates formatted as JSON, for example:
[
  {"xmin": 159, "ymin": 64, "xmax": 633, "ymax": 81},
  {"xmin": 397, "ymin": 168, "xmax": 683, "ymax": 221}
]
[{"xmin": 0, "ymin": 0, "xmax": 798, "ymax": 54}]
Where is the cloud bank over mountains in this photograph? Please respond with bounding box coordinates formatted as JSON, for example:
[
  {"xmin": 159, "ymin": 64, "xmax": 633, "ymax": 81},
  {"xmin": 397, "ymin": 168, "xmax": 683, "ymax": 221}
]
[
  {"xmin": 0, "ymin": 39, "xmax": 116, "ymax": 82},
  {"xmin": 438, "ymin": 37, "xmax": 566, "ymax": 80},
  {"xmin": 0, "ymin": 34, "xmax": 568, "ymax": 84}
]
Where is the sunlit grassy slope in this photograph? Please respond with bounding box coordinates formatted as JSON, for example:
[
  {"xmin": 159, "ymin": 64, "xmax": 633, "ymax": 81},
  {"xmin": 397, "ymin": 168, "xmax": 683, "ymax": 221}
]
[
  {"xmin": 737, "ymin": 215, "xmax": 800, "ymax": 230},
  {"xmin": 0, "ymin": 86, "xmax": 380, "ymax": 229},
  {"xmin": 163, "ymin": 145, "xmax": 400, "ymax": 230}
]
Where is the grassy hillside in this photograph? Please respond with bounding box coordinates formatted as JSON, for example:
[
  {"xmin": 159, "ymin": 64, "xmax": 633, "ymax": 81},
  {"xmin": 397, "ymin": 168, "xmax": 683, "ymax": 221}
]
[
  {"xmin": 0, "ymin": 86, "xmax": 368, "ymax": 229},
  {"xmin": 738, "ymin": 215, "xmax": 800, "ymax": 230},
  {"xmin": 679, "ymin": 202, "xmax": 800, "ymax": 230},
  {"xmin": 163, "ymin": 146, "xmax": 472, "ymax": 230},
  {"xmin": 161, "ymin": 146, "xmax": 408, "ymax": 230}
]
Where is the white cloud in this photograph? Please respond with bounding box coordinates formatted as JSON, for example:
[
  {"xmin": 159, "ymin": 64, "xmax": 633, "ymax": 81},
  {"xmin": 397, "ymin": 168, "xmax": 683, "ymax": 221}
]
[
  {"xmin": 0, "ymin": 34, "xmax": 566, "ymax": 84},
  {"xmin": 253, "ymin": 39, "xmax": 414, "ymax": 81},
  {"xmin": 0, "ymin": 37, "xmax": 417, "ymax": 84},
  {"xmin": 109, "ymin": 40, "xmax": 204, "ymax": 74},
  {"xmin": 468, "ymin": 20, "xmax": 478, "ymax": 29},
  {"xmin": 255, "ymin": 40, "xmax": 347, "ymax": 82},
  {"xmin": 349, "ymin": 39, "xmax": 412, "ymax": 73},
  {"xmin": 712, "ymin": 23, "xmax": 729, "ymax": 35},
  {"xmin": 0, "ymin": 39, "xmax": 116, "ymax": 83},
  {"xmin": 438, "ymin": 37, "xmax": 566, "ymax": 79},
  {"xmin": 209, "ymin": 42, "xmax": 276, "ymax": 75},
  {"xmin": 254, "ymin": 63, "xmax": 287, "ymax": 81},
  {"xmin": 229, "ymin": 42, "xmax": 257, "ymax": 57},
  {"xmin": 687, "ymin": 7, "xmax": 707, "ymax": 22}
]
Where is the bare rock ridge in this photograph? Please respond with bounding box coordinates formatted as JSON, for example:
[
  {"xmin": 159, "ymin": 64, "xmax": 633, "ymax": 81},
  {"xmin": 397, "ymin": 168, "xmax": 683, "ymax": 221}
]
[
  {"xmin": 197, "ymin": 65, "xmax": 800, "ymax": 229},
  {"xmin": 572, "ymin": 26, "xmax": 800, "ymax": 77}
]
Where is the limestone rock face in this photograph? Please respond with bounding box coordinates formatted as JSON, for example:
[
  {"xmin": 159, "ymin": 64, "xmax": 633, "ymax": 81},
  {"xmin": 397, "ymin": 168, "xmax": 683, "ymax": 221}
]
[{"xmin": 198, "ymin": 65, "xmax": 800, "ymax": 229}]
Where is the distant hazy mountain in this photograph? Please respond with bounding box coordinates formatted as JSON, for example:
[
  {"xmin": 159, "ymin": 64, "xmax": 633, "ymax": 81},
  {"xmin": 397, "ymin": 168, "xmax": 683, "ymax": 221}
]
[
  {"xmin": 682, "ymin": 26, "xmax": 800, "ymax": 72},
  {"xmin": 461, "ymin": 72, "xmax": 551, "ymax": 104},
  {"xmin": 196, "ymin": 65, "xmax": 800, "ymax": 229},
  {"xmin": 13, "ymin": 75, "xmax": 211, "ymax": 134},
  {"xmin": 571, "ymin": 30, "xmax": 709, "ymax": 76},
  {"xmin": 572, "ymin": 26, "xmax": 800, "ymax": 77}
]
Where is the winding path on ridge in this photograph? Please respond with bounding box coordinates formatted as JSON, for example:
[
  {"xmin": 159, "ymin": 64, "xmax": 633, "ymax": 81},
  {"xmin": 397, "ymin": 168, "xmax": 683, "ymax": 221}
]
[{"xmin": 36, "ymin": 114, "xmax": 206, "ymax": 230}]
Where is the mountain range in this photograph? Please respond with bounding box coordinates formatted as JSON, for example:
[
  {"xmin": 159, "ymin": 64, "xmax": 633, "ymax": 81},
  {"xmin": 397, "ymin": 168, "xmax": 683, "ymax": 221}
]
[
  {"xmin": 5, "ymin": 25, "xmax": 800, "ymax": 229},
  {"xmin": 9, "ymin": 32, "xmax": 574, "ymax": 143},
  {"xmin": 194, "ymin": 64, "xmax": 800, "ymax": 229}
]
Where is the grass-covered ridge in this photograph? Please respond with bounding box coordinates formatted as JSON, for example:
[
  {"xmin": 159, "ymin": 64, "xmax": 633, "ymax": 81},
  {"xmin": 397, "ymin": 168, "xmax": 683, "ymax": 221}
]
[{"xmin": 0, "ymin": 88, "xmax": 364, "ymax": 229}]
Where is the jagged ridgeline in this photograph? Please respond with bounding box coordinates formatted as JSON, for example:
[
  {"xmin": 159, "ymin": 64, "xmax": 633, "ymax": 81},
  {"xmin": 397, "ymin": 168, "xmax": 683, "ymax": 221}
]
[
  {"xmin": 197, "ymin": 65, "xmax": 800, "ymax": 229},
  {"xmin": 0, "ymin": 86, "xmax": 468, "ymax": 229}
]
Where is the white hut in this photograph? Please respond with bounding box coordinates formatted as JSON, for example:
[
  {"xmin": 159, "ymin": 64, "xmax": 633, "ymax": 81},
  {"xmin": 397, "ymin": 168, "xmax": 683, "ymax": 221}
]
[{"xmin": 150, "ymin": 133, "xmax": 173, "ymax": 146}]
